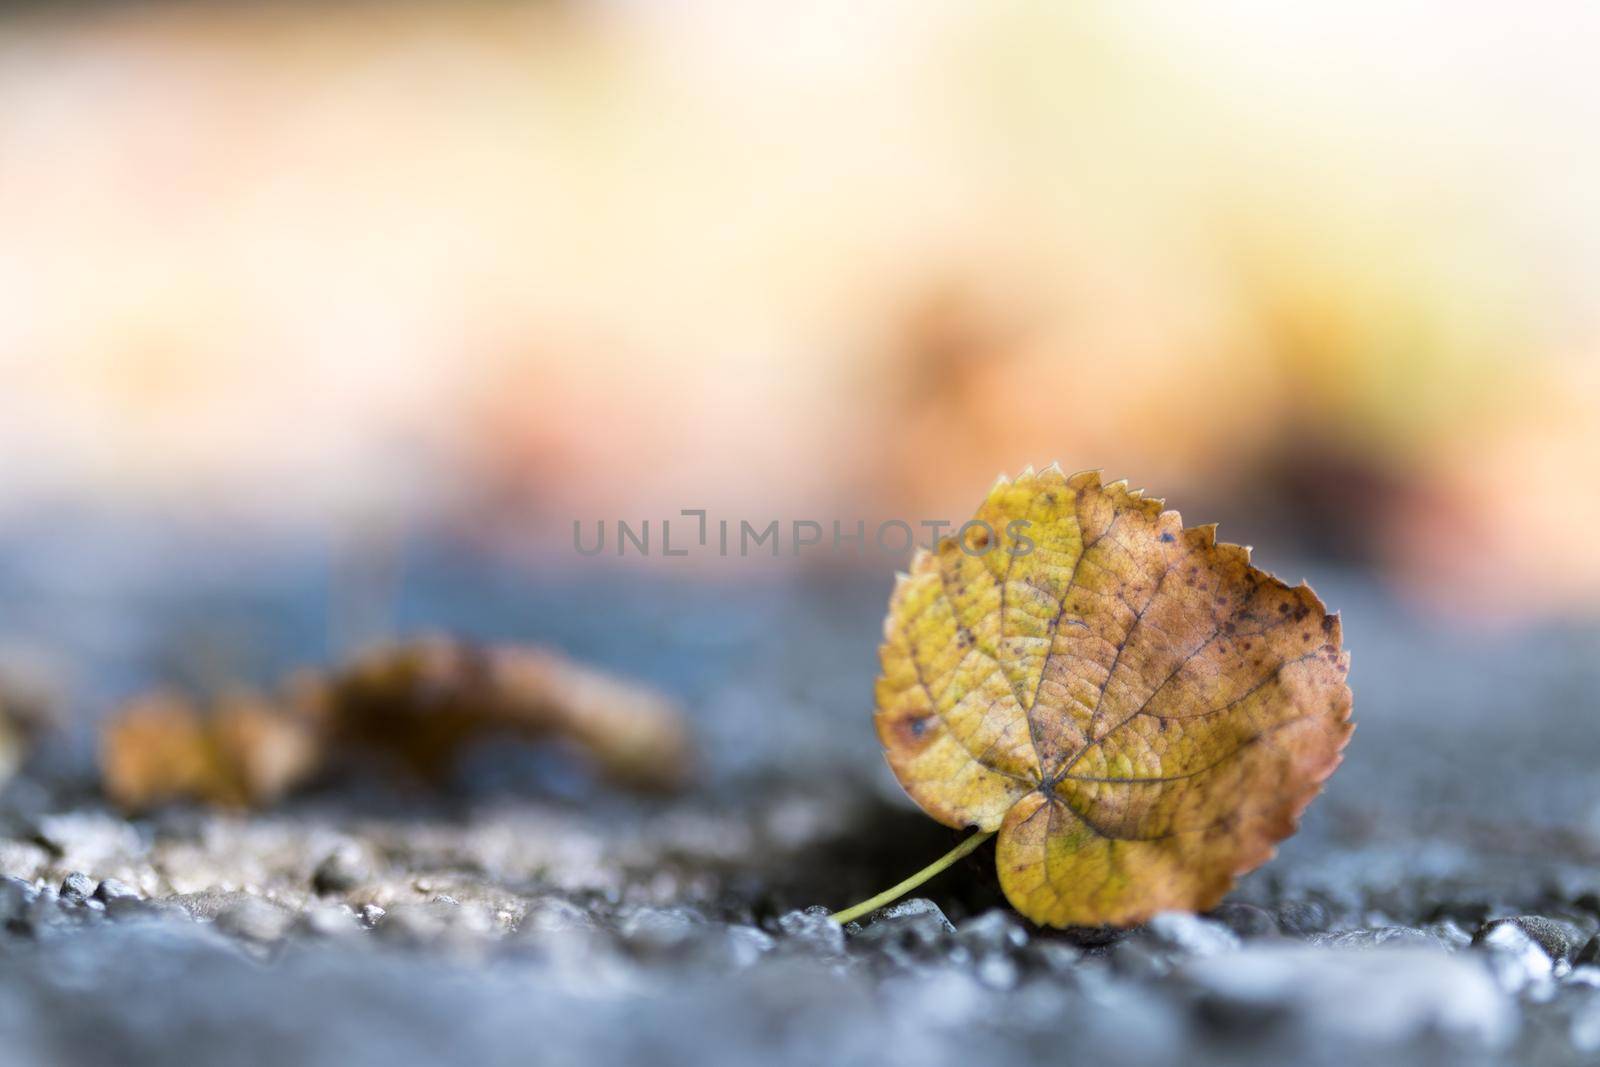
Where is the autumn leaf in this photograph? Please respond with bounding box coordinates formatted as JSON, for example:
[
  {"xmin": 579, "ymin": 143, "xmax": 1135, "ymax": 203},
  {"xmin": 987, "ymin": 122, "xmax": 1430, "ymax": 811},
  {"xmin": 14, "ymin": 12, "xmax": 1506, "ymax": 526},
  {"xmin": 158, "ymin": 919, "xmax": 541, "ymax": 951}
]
[
  {"xmin": 100, "ymin": 690, "xmax": 318, "ymax": 810},
  {"xmin": 303, "ymin": 638, "xmax": 692, "ymax": 793},
  {"xmin": 99, "ymin": 639, "xmax": 692, "ymax": 810},
  {"xmin": 867, "ymin": 466, "xmax": 1352, "ymax": 928}
]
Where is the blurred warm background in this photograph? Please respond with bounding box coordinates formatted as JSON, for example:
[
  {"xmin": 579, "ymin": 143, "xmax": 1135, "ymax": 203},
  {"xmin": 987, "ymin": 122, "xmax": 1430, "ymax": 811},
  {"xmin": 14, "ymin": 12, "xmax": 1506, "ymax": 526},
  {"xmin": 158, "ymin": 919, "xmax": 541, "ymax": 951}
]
[
  {"xmin": 2, "ymin": 0, "xmax": 1598, "ymax": 621},
  {"xmin": 4, "ymin": 12, "xmax": 1600, "ymax": 1061}
]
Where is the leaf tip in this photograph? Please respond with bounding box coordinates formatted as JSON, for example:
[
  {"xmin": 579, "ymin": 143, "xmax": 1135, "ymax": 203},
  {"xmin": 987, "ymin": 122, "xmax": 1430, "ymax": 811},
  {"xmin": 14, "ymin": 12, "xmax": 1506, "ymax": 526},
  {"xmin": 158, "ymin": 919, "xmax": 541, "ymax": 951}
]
[{"xmin": 1214, "ymin": 541, "xmax": 1250, "ymax": 567}]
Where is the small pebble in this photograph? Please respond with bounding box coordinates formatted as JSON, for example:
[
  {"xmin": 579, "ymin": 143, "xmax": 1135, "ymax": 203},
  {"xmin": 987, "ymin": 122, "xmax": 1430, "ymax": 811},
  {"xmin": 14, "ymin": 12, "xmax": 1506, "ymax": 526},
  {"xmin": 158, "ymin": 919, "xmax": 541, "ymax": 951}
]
[
  {"xmin": 613, "ymin": 908, "xmax": 770, "ymax": 968},
  {"xmin": 58, "ymin": 872, "xmax": 94, "ymax": 906},
  {"xmin": 1421, "ymin": 919, "xmax": 1473, "ymax": 951},
  {"xmin": 1138, "ymin": 912, "xmax": 1239, "ymax": 958},
  {"xmin": 93, "ymin": 879, "xmax": 140, "ymax": 905},
  {"xmin": 848, "ymin": 898, "xmax": 955, "ymax": 967},
  {"xmin": 849, "ymin": 897, "xmax": 953, "ymax": 936},
  {"xmin": 518, "ymin": 896, "xmax": 596, "ymax": 936},
  {"xmin": 1473, "ymin": 916, "xmax": 1576, "ymax": 965},
  {"xmin": 294, "ymin": 904, "xmax": 363, "ymax": 940},
  {"xmin": 717, "ymin": 924, "xmax": 776, "ymax": 968},
  {"xmin": 1472, "ymin": 919, "xmax": 1557, "ymax": 993},
  {"xmin": 1275, "ymin": 900, "xmax": 1329, "ymax": 937},
  {"xmin": 1022, "ymin": 939, "xmax": 1083, "ymax": 974},
  {"xmin": 1112, "ymin": 914, "xmax": 1232, "ymax": 978},
  {"xmin": 311, "ymin": 845, "xmax": 370, "ymax": 895},
  {"xmin": 774, "ymin": 906, "xmax": 845, "ymax": 956},
  {"xmin": 214, "ymin": 897, "xmax": 293, "ymax": 944},
  {"xmin": 617, "ymin": 906, "xmax": 703, "ymax": 955},
  {"xmin": 956, "ymin": 909, "xmax": 1029, "ymax": 955},
  {"xmin": 375, "ymin": 904, "xmax": 447, "ymax": 946},
  {"xmin": 378, "ymin": 901, "xmax": 495, "ymax": 949},
  {"xmin": 973, "ymin": 951, "xmax": 1020, "ymax": 990},
  {"xmin": 1111, "ymin": 939, "xmax": 1169, "ymax": 980}
]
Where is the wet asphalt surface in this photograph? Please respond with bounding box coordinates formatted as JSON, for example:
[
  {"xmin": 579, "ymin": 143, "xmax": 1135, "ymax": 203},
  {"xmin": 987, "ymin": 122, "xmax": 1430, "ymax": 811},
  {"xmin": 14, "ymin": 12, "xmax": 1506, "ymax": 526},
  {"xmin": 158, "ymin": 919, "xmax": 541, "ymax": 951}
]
[{"xmin": 2, "ymin": 522, "xmax": 1599, "ymax": 1065}]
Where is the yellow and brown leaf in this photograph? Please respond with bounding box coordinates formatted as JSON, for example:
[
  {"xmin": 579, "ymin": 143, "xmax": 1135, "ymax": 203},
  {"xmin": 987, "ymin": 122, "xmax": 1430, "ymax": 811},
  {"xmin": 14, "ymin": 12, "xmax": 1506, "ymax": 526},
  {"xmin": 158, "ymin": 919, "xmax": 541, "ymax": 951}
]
[{"xmin": 875, "ymin": 466, "xmax": 1352, "ymax": 927}]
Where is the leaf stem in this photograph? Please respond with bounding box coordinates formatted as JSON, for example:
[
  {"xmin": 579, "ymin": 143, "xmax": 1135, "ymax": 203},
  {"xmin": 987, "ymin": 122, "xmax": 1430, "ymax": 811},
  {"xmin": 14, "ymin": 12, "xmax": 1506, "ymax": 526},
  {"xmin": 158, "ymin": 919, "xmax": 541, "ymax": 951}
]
[{"xmin": 829, "ymin": 829, "xmax": 996, "ymax": 925}]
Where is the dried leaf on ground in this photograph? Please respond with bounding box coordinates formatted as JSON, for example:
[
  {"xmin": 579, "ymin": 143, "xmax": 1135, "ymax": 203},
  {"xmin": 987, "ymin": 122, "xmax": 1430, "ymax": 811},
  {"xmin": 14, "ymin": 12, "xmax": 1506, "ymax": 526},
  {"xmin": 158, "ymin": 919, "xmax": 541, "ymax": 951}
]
[
  {"xmin": 299, "ymin": 638, "xmax": 691, "ymax": 792},
  {"xmin": 100, "ymin": 690, "xmax": 318, "ymax": 810},
  {"xmin": 875, "ymin": 466, "xmax": 1352, "ymax": 927},
  {"xmin": 100, "ymin": 640, "xmax": 690, "ymax": 810}
]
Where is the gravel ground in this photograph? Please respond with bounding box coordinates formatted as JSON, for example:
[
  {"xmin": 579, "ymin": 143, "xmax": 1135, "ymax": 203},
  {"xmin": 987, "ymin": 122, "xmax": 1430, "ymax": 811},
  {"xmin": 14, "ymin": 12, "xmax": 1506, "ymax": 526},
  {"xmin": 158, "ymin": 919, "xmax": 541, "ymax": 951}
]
[{"xmin": 2, "ymin": 528, "xmax": 1600, "ymax": 1065}]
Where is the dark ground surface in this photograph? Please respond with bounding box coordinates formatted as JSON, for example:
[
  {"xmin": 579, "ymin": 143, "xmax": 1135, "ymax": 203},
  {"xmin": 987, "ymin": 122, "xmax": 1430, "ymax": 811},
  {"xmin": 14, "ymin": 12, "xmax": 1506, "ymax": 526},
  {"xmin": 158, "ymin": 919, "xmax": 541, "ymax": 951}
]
[{"xmin": 2, "ymin": 522, "xmax": 1600, "ymax": 1065}]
